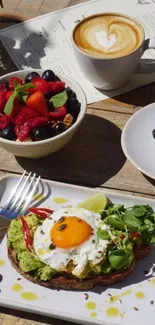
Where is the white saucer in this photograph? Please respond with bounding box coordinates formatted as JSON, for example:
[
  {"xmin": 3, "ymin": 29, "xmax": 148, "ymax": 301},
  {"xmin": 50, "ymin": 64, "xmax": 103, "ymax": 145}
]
[{"xmin": 121, "ymin": 102, "xmax": 155, "ymax": 179}]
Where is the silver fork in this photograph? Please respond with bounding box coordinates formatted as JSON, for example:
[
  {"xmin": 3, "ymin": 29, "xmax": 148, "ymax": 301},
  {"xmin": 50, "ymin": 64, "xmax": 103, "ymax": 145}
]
[{"xmin": 0, "ymin": 170, "xmax": 40, "ymax": 221}]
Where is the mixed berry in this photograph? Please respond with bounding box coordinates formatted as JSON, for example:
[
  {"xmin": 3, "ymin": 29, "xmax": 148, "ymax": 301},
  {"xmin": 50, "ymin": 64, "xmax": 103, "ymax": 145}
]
[{"xmin": 0, "ymin": 70, "xmax": 81, "ymax": 142}]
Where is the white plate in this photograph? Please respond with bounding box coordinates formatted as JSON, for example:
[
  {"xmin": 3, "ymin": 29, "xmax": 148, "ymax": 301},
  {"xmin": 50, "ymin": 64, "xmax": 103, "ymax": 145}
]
[
  {"xmin": 121, "ymin": 102, "xmax": 155, "ymax": 179},
  {"xmin": 1, "ymin": 175, "xmax": 155, "ymax": 325}
]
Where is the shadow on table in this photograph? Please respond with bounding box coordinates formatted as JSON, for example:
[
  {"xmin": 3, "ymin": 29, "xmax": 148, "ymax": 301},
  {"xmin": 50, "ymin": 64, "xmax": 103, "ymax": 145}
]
[
  {"xmin": 113, "ymin": 83, "xmax": 155, "ymax": 108},
  {"xmin": 16, "ymin": 114, "xmax": 126, "ymax": 187},
  {"xmin": 142, "ymin": 173, "xmax": 155, "ymax": 188}
]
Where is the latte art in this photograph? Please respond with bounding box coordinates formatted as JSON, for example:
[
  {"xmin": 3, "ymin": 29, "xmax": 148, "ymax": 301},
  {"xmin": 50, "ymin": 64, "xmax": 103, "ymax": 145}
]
[
  {"xmin": 74, "ymin": 14, "xmax": 144, "ymax": 58},
  {"xmin": 96, "ymin": 30, "xmax": 117, "ymax": 51}
]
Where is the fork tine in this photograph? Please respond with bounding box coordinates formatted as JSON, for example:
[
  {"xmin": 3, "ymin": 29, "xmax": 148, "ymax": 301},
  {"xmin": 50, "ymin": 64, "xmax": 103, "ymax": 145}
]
[
  {"xmin": 9, "ymin": 171, "xmax": 32, "ymax": 211},
  {"xmin": 13, "ymin": 173, "xmax": 36, "ymax": 215},
  {"xmin": 20, "ymin": 175, "xmax": 41, "ymax": 215},
  {"xmin": 3, "ymin": 170, "xmax": 27, "ymax": 209}
]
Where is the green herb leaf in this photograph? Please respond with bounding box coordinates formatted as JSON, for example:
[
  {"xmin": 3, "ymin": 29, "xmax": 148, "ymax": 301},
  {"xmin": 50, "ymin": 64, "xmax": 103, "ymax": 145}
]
[
  {"xmin": 140, "ymin": 227, "xmax": 152, "ymax": 244},
  {"xmin": 49, "ymin": 91, "xmax": 67, "ymax": 108},
  {"xmin": 102, "ymin": 260, "xmax": 112, "ymax": 274},
  {"xmin": 14, "ymin": 80, "xmax": 20, "ymax": 90},
  {"xmin": 131, "ymin": 205, "xmax": 149, "ymax": 217},
  {"xmin": 18, "ymin": 82, "xmax": 35, "ymax": 93},
  {"xmin": 106, "ymin": 214, "xmax": 125, "ymax": 230},
  {"xmin": 108, "ymin": 247, "xmax": 134, "ymax": 270},
  {"xmin": 123, "ymin": 211, "xmax": 141, "ymax": 230},
  {"xmin": 4, "ymin": 91, "xmax": 17, "ymax": 115},
  {"xmin": 97, "ymin": 229, "xmax": 110, "ymax": 240},
  {"xmin": 151, "ymin": 213, "xmax": 155, "ymax": 219},
  {"xmin": 107, "ymin": 204, "xmax": 124, "ymax": 216},
  {"xmin": 4, "ymin": 82, "xmax": 35, "ymax": 115},
  {"xmin": 150, "ymin": 236, "xmax": 155, "ymax": 244},
  {"xmin": 144, "ymin": 219, "xmax": 154, "ymax": 231},
  {"xmin": 20, "ymin": 93, "xmax": 29, "ymax": 103}
]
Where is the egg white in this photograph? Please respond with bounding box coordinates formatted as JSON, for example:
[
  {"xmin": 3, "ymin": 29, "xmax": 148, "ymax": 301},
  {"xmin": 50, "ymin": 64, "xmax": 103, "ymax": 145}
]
[{"xmin": 33, "ymin": 207, "xmax": 110, "ymax": 278}]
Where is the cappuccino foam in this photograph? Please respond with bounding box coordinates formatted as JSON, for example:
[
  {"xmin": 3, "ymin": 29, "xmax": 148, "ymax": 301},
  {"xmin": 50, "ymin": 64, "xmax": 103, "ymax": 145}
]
[{"xmin": 74, "ymin": 14, "xmax": 144, "ymax": 58}]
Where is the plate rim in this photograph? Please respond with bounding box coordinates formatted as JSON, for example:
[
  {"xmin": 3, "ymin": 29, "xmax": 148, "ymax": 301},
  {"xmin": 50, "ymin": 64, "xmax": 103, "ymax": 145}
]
[
  {"xmin": 121, "ymin": 102, "xmax": 155, "ymax": 180},
  {"xmin": 1, "ymin": 173, "xmax": 155, "ymax": 203}
]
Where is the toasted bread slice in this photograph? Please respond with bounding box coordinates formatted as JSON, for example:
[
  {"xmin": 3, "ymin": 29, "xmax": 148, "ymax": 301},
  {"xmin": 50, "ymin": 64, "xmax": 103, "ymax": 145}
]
[{"xmin": 8, "ymin": 245, "xmax": 150, "ymax": 290}]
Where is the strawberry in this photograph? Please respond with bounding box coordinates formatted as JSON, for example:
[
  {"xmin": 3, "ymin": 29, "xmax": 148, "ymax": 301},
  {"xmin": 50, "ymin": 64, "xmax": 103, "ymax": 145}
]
[
  {"xmin": 26, "ymin": 117, "xmax": 48, "ymax": 128},
  {"xmin": 26, "ymin": 91, "xmax": 49, "ymax": 117},
  {"xmin": 15, "ymin": 124, "xmax": 30, "ymax": 141},
  {"xmin": 15, "ymin": 106, "xmax": 39, "ymax": 126},
  {"xmin": 0, "ymin": 114, "xmax": 12, "ymax": 130},
  {"xmin": 0, "ymin": 90, "xmax": 7, "ymax": 113},
  {"xmin": 31, "ymin": 77, "xmax": 51, "ymax": 95},
  {"xmin": 49, "ymin": 81, "xmax": 65, "ymax": 94},
  {"xmin": 11, "ymin": 98, "xmax": 23, "ymax": 119},
  {"xmin": 5, "ymin": 90, "xmax": 13, "ymax": 101},
  {"xmin": 9, "ymin": 77, "xmax": 23, "ymax": 90},
  {"xmin": 49, "ymin": 106, "xmax": 67, "ymax": 120}
]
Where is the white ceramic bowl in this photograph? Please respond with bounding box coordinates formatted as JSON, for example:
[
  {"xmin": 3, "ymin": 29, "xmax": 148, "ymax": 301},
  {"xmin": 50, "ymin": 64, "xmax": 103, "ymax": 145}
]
[{"xmin": 0, "ymin": 69, "xmax": 87, "ymax": 159}]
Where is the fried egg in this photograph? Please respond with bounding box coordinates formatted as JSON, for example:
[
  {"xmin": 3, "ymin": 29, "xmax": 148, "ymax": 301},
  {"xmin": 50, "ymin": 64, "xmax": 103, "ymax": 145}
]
[{"xmin": 33, "ymin": 207, "xmax": 110, "ymax": 278}]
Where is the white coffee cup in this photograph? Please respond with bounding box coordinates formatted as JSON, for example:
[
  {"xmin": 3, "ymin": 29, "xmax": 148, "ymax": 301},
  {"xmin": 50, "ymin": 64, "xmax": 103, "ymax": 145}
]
[{"xmin": 72, "ymin": 12, "xmax": 155, "ymax": 90}]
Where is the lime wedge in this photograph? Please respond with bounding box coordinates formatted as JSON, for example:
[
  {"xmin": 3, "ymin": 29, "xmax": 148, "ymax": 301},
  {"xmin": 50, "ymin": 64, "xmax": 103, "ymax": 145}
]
[{"xmin": 77, "ymin": 193, "xmax": 108, "ymax": 213}]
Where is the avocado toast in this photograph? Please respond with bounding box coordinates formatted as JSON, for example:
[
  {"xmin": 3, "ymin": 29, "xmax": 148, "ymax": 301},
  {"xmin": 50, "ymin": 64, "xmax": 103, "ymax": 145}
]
[{"xmin": 7, "ymin": 194, "xmax": 155, "ymax": 290}]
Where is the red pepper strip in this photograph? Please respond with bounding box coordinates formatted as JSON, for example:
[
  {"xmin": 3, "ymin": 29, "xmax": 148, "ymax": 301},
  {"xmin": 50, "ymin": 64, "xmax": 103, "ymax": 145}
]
[
  {"xmin": 120, "ymin": 234, "xmax": 125, "ymax": 239},
  {"xmin": 28, "ymin": 207, "xmax": 54, "ymax": 219},
  {"xmin": 20, "ymin": 217, "xmax": 33, "ymax": 252},
  {"xmin": 33, "ymin": 208, "xmax": 54, "ymax": 214},
  {"xmin": 131, "ymin": 232, "xmax": 140, "ymax": 238}
]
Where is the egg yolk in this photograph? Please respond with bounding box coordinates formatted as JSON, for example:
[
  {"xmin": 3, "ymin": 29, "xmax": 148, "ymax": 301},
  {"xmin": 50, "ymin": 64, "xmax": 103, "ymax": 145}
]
[{"xmin": 51, "ymin": 216, "xmax": 92, "ymax": 249}]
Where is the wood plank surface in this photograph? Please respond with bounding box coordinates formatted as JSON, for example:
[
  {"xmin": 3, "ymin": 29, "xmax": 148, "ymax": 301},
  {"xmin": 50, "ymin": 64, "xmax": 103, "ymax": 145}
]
[
  {"xmin": 0, "ymin": 107, "xmax": 154, "ymax": 196},
  {"xmin": 0, "ymin": 0, "xmax": 89, "ymax": 19},
  {"xmin": 0, "ymin": 1, "xmax": 155, "ymax": 325}
]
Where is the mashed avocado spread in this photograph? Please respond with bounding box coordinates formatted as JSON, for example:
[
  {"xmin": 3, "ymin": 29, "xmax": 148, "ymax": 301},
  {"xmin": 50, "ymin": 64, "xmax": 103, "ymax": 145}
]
[
  {"xmin": 7, "ymin": 214, "xmax": 56, "ymax": 281},
  {"xmin": 7, "ymin": 199, "xmax": 155, "ymax": 282}
]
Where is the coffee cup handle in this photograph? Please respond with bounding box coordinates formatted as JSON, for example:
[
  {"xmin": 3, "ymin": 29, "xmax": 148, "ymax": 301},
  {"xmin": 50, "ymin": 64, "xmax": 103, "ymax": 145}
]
[{"xmin": 138, "ymin": 38, "xmax": 155, "ymax": 74}]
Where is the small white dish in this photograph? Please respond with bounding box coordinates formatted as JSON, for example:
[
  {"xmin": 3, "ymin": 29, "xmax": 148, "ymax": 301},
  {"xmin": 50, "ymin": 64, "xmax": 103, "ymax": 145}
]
[
  {"xmin": 121, "ymin": 102, "xmax": 155, "ymax": 179},
  {"xmin": 0, "ymin": 69, "xmax": 87, "ymax": 159}
]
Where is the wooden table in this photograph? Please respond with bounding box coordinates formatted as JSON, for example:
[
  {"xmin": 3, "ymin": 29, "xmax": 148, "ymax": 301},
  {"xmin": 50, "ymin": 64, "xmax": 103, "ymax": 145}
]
[{"xmin": 1, "ymin": 0, "xmax": 155, "ymax": 324}]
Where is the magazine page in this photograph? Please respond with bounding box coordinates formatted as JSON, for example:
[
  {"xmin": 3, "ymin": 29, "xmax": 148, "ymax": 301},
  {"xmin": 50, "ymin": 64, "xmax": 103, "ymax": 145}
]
[{"xmin": 0, "ymin": 0, "xmax": 155, "ymax": 103}]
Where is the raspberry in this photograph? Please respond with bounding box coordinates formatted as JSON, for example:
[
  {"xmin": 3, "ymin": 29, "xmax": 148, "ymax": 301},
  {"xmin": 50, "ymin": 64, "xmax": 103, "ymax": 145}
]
[
  {"xmin": 49, "ymin": 106, "xmax": 67, "ymax": 120},
  {"xmin": 15, "ymin": 106, "xmax": 39, "ymax": 126},
  {"xmin": 49, "ymin": 81, "xmax": 65, "ymax": 93},
  {"xmin": 9, "ymin": 77, "xmax": 23, "ymax": 90},
  {"xmin": 0, "ymin": 114, "xmax": 12, "ymax": 130},
  {"xmin": 0, "ymin": 84, "xmax": 6, "ymax": 91},
  {"xmin": 15, "ymin": 124, "xmax": 30, "ymax": 141},
  {"xmin": 0, "ymin": 90, "xmax": 7, "ymax": 113},
  {"xmin": 5, "ymin": 90, "xmax": 13, "ymax": 101},
  {"xmin": 26, "ymin": 117, "xmax": 48, "ymax": 128},
  {"xmin": 31, "ymin": 77, "xmax": 51, "ymax": 95}
]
